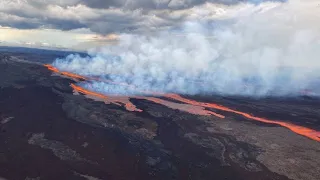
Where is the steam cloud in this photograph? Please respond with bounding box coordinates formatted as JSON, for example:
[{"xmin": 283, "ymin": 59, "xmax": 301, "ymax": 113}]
[{"xmin": 53, "ymin": 0, "xmax": 320, "ymax": 97}]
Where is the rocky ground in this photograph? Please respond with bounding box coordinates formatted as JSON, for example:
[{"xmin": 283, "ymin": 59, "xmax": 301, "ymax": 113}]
[{"xmin": 0, "ymin": 48, "xmax": 319, "ymax": 180}]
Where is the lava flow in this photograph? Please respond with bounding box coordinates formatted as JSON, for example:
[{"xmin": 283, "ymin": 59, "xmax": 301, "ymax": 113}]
[
  {"xmin": 165, "ymin": 94, "xmax": 320, "ymax": 142},
  {"xmin": 44, "ymin": 64, "xmax": 86, "ymax": 81},
  {"xmin": 71, "ymin": 83, "xmax": 224, "ymax": 117},
  {"xmin": 71, "ymin": 83, "xmax": 142, "ymax": 112},
  {"xmin": 45, "ymin": 64, "xmax": 320, "ymax": 142},
  {"xmin": 44, "ymin": 64, "xmax": 161, "ymax": 95},
  {"xmin": 142, "ymin": 96, "xmax": 225, "ymax": 118}
]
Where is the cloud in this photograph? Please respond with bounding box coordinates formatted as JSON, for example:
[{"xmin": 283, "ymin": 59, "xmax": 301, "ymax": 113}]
[
  {"xmin": 0, "ymin": 27, "xmax": 114, "ymax": 50},
  {"xmin": 52, "ymin": 0, "xmax": 320, "ymax": 97},
  {"xmin": 0, "ymin": 0, "xmax": 285, "ymax": 34}
]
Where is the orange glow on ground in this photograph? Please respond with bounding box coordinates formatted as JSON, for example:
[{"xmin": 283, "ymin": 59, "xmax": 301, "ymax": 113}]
[
  {"xmin": 70, "ymin": 84, "xmax": 222, "ymax": 117},
  {"xmin": 71, "ymin": 84, "xmax": 142, "ymax": 112},
  {"xmin": 45, "ymin": 64, "xmax": 86, "ymax": 81},
  {"xmin": 71, "ymin": 84, "xmax": 106, "ymax": 99},
  {"xmin": 165, "ymin": 94, "xmax": 320, "ymax": 142},
  {"xmin": 45, "ymin": 64, "xmax": 161, "ymax": 95},
  {"xmin": 61, "ymin": 72, "xmax": 86, "ymax": 80},
  {"xmin": 143, "ymin": 97, "xmax": 225, "ymax": 118},
  {"xmin": 45, "ymin": 64, "xmax": 320, "ymax": 142},
  {"xmin": 44, "ymin": 64, "xmax": 59, "ymax": 73}
]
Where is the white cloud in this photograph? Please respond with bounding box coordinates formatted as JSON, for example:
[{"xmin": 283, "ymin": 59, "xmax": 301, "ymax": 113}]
[
  {"xmin": 0, "ymin": 27, "xmax": 113, "ymax": 50},
  {"xmin": 0, "ymin": 0, "xmax": 283, "ymax": 34},
  {"xmin": 52, "ymin": 0, "xmax": 320, "ymax": 97}
]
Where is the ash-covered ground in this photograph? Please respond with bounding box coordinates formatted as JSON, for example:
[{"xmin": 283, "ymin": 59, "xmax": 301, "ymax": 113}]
[{"xmin": 0, "ymin": 47, "xmax": 319, "ymax": 180}]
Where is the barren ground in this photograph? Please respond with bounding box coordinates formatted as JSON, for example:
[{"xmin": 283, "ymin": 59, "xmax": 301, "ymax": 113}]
[{"xmin": 0, "ymin": 48, "xmax": 319, "ymax": 180}]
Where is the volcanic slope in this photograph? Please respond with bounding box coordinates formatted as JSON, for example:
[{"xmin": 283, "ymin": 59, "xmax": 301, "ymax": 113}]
[{"xmin": 0, "ymin": 50, "xmax": 319, "ymax": 180}]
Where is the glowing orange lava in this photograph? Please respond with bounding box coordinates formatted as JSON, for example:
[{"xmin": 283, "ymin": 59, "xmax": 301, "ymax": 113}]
[
  {"xmin": 70, "ymin": 83, "xmax": 221, "ymax": 117},
  {"xmin": 45, "ymin": 64, "xmax": 320, "ymax": 142},
  {"xmin": 61, "ymin": 72, "xmax": 86, "ymax": 80},
  {"xmin": 44, "ymin": 64, "xmax": 86, "ymax": 81},
  {"xmin": 71, "ymin": 84, "xmax": 142, "ymax": 112},
  {"xmin": 44, "ymin": 64, "xmax": 59, "ymax": 73},
  {"xmin": 143, "ymin": 97, "xmax": 225, "ymax": 118},
  {"xmin": 165, "ymin": 94, "xmax": 320, "ymax": 142},
  {"xmin": 71, "ymin": 84, "xmax": 106, "ymax": 99},
  {"xmin": 44, "ymin": 64, "xmax": 161, "ymax": 95}
]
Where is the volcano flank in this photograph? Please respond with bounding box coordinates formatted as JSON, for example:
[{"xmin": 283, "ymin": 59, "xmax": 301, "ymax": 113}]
[{"xmin": 0, "ymin": 47, "xmax": 320, "ymax": 180}]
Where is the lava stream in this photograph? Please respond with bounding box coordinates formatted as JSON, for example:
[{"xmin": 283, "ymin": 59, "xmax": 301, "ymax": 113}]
[
  {"xmin": 71, "ymin": 83, "xmax": 224, "ymax": 118},
  {"xmin": 165, "ymin": 94, "xmax": 320, "ymax": 142},
  {"xmin": 71, "ymin": 83, "xmax": 142, "ymax": 112},
  {"xmin": 45, "ymin": 64, "xmax": 162, "ymax": 95},
  {"xmin": 44, "ymin": 64, "xmax": 86, "ymax": 80},
  {"xmin": 45, "ymin": 64, "xmax": 320, "ymax": 142},
  {"xmin": 142, "ymin": 96, "xmax": 225, "ymax": 118}
]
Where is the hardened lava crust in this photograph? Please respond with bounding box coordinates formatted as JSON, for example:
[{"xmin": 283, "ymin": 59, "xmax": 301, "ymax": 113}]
[{"xmin": 0, "ymin": 48, "xmax": 319, "ymax": 180}]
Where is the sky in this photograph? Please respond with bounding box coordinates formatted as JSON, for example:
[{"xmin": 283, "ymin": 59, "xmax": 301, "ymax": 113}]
[
  {"xmin": 0, "ymin": 0, "xmax": 286, "ymax": 50},
  {"xmin": 1, "ymin": 0, "xmax": 320, "ymax": 96}
]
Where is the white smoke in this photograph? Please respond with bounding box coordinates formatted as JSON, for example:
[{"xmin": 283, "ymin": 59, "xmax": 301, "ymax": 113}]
[{"xmin": 53, "ymin": 0, "xmax": 320, "ymax": 97}]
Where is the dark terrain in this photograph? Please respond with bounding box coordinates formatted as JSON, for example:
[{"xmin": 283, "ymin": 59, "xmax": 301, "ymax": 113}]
[{"xmin": 0, "ymin": 47, "xmax": 319, "ymax": 180}]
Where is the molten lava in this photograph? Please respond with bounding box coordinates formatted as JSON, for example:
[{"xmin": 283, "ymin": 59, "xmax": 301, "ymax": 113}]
[
  {"xmin": 45, "ymin": 64, "xmax": 86, "ymax": 81},
  {"xmin": 45, "ymin": 64, "xmax": 320, "ymax": 142},
  {"xmin": 44, "ymin": 64, "xmax": 160, "ymax": 95},
  {"xmin": 71, "ymin": 84, "xmax": 142, "ymax": 112},
  {"xmin": 70, "ymin": 83, "xmax": 223, "ymax": 117},
  {"xmin": 44, "ymin": 64, "xmax": 59, "ymax": 73},
  {"xmin": 165, "ymin": 94, "xmax": 320, "ymax": 142},
  {"xmin": 143, "ymin": 97, "xmax": 225, "ymax": 118},
  {"xmin": 61, "ymin": 72, "xmax": 86, "ymax": 80},
  {"xmin": 71, "ymin": 84, "xmax": 106, "ymax": 99}
]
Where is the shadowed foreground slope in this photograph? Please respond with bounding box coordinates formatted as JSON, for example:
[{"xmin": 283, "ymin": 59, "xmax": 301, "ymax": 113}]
[{"xmin": 0, "ymin": 50, "xmax": 319, "ymax": 180}]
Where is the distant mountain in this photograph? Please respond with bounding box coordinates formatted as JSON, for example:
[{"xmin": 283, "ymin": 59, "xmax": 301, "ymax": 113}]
[{"xmin": 0, "ymin": 46, "xmax": 88, "ymax": 64}]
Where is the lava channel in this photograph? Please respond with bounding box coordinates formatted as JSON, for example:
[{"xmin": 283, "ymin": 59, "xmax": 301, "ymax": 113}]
[
  {"xmin": 165, "ymin": 94, "xmax": 320, "ymax": 142},
  {"xmin": 45, "ymin": 64, "xmax": 320, "ymax": 142},
  {"xmin": 44, "ymin": 64, "xmax": 86, "ymax": 81}
]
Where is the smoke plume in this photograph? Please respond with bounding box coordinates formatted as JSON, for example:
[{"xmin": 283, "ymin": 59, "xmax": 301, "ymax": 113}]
[{"xmin": 52, "ymin": 0, "xmax": 320, "ymax": 97}]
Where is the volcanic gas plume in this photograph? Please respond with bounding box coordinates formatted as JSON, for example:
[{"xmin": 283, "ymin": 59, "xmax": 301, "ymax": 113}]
[
  {"xmin": 45, "ymin": 0, "xmax": 320, "ymax": 142},
  {"xmin": 44, "ymin": 64, "xmax": 86, "ymax": 81},
  {"xmin": 52, "ymin": 0, "xmax": 320, "ymax": 97},
  {"xmin": 45, "ymin": 65, "xmax": 320, "ymax": 142}
]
